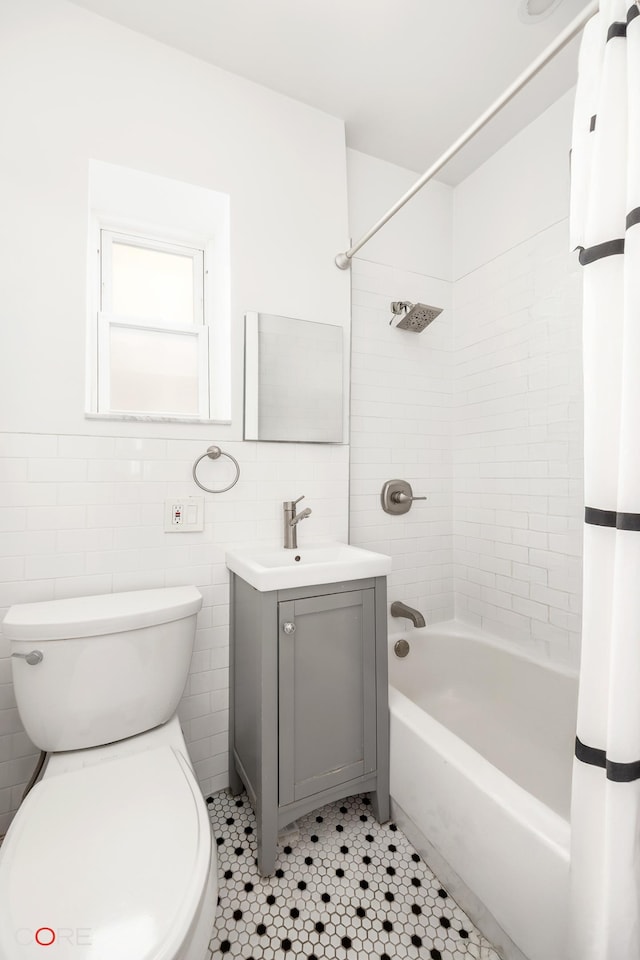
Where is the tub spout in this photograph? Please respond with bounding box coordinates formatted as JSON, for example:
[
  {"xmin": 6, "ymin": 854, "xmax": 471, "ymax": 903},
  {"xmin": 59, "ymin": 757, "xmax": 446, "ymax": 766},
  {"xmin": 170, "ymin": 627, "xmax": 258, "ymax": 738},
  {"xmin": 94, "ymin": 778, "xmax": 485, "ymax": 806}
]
[{"xmin": 390, "ymin": 601, "xmax": 426, "ymax": 628}]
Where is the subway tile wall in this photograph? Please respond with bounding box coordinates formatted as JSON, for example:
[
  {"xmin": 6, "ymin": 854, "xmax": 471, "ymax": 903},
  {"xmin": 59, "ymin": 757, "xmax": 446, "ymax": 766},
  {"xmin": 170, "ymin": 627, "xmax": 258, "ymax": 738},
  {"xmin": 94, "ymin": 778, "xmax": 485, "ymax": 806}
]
[
  {"xmin": 0, "ymin": 433, "xmax": 349, "ymax": 834},
  {"xmin": 349, "ymin": 259, "xmax": 455, "ymax": 631},
  {"xmin": 348, "ymin": 218, "xmax": 583, "ymax": 669},
  {"xmin": 453, "ymin": 220, "xmax": 584, "ymax": 667}
]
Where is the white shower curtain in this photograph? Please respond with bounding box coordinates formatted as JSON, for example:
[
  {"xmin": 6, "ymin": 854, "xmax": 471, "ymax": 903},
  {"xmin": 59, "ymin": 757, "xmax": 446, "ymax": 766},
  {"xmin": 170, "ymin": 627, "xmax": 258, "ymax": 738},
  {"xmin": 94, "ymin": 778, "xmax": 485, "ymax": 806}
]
[{"xmin": 569, "ymin": 1, "xmax": 640, "ymax": 957}]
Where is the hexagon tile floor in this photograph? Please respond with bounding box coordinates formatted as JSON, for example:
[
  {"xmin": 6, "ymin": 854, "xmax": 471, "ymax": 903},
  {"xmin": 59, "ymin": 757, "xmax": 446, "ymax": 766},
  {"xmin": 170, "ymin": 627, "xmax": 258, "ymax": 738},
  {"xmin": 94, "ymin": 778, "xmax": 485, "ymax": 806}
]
[{"xmin": 205, "ymin": 790, "xmax": 500, "ymax": 960}]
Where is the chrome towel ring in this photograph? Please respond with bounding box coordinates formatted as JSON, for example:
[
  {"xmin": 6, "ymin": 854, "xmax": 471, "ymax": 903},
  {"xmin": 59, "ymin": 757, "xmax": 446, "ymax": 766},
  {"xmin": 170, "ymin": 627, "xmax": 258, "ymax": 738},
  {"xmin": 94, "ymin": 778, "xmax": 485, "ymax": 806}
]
[{"xmin": 192, "ymin": 445, "xmax": 240, "ymax": 494}]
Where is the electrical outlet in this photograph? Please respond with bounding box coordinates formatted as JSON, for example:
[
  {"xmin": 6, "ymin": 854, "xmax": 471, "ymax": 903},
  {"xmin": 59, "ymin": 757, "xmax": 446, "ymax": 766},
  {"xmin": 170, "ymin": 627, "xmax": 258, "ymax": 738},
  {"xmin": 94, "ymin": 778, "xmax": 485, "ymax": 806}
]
[{"xmin": 164, "ymin": 497, "xmax": 205, "ymax": 532}]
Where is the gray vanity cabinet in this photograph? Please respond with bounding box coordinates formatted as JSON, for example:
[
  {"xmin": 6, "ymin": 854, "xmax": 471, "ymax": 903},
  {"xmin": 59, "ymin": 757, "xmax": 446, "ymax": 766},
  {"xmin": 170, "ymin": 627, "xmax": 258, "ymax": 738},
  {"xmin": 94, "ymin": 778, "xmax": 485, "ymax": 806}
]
[{"xmin": 229, "ymin": 574, "xmax": 390, "ymax": 876}]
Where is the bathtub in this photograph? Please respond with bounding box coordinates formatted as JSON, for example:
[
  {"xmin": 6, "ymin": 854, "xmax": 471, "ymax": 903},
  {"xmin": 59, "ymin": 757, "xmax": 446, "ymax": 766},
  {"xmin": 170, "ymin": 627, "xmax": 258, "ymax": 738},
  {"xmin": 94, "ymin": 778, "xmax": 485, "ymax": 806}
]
[{"xmin": 388, "ymin": 621, "xmax": 578, "ymax": 960}]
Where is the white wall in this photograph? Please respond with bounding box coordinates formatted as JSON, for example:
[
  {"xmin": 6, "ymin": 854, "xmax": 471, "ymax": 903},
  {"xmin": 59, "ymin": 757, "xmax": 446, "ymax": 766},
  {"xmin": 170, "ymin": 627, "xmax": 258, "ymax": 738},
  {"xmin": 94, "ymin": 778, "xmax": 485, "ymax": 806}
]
[
  {"xmin": 346, "ymin": 150, "xmax": 452, "ymax": 278},
  {"xmin": 0, "ymin": 0, "xmax": 350, "ymax": 834},
  {"xmin": 0, "ymin": 0, "xmax": 350, "ymax": 440},
  {"xmin": 347, "ymin": 150, "xmax": 455, "ymax": 631},
  {"xmin": 453, "ymin": 90, "xmax": 577, "ymax": 280},
  {"xmin": 452, "ymin": 91, "xmax": 584, "ymax": 668}
]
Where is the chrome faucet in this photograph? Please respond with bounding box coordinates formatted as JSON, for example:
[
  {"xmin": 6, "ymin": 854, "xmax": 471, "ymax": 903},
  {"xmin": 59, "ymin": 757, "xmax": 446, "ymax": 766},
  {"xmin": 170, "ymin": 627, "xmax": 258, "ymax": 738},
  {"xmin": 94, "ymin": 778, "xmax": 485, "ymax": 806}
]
[
  {"xmin": 390, "ymin": 601, "xmax": 426, "ymax": 628},
  {"xmin": 283, "ymin": 496, "xmax": 312, "ymax": 549}
]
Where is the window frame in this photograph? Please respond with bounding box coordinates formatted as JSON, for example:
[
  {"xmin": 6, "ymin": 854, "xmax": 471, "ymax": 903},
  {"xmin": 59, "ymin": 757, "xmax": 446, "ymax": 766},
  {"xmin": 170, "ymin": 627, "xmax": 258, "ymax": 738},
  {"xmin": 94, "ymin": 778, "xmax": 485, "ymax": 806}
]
[{"xmin": 93, "ymin": 225, "xmax": 213, "ymax": 421}]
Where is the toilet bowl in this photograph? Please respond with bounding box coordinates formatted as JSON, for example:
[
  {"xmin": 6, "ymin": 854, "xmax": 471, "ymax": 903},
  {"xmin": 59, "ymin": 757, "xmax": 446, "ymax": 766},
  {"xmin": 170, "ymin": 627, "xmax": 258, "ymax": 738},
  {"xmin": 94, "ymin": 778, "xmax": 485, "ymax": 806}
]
[{"xmin": 0, "ymin": 586, "xmax": 218, "ymax": 960}]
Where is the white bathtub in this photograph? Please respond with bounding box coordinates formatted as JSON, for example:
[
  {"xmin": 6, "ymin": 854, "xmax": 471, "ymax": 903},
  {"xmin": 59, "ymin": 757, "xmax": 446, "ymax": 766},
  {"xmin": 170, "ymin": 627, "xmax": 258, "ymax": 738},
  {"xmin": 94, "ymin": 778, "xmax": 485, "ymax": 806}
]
[{"xmin": 388, "ymin": 621, "xmax": 578, "ymax": 960}]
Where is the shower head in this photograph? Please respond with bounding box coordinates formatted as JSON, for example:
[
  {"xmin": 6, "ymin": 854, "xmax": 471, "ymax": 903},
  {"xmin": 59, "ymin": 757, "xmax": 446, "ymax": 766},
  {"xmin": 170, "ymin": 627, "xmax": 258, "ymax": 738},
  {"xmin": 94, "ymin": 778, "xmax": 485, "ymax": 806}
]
[{"xmin": 390, "ymin": 301, "xmax": 443, "ymax": 333}]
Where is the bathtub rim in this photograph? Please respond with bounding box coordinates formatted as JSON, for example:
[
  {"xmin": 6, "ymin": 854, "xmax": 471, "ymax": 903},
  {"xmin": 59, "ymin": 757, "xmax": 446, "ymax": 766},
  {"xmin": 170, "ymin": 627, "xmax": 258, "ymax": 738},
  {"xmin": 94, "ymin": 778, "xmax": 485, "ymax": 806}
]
[{"xmin": 388, "ymin": 617, "xmax": 579, "ymax": 681}]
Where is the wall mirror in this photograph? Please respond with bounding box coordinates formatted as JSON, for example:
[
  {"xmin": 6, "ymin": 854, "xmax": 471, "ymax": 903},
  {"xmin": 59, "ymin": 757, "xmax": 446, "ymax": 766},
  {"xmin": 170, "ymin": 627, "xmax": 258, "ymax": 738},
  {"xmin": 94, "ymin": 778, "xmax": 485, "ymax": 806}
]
[{"xmin": 244, "ymin": 312, "xmax": 344, "ymax": 443}]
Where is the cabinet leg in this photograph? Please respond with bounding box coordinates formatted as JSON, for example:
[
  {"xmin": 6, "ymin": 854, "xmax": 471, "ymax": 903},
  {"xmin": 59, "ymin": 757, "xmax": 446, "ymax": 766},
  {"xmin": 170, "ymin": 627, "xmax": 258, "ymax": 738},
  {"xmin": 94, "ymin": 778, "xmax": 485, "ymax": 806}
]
[
  {"xmin": 370, "ymin": 787, "xmax": 390, "ymax": 825},
  {"xmin": 257, "ymin": 814, "xmax": 278, "ymax": 876}
]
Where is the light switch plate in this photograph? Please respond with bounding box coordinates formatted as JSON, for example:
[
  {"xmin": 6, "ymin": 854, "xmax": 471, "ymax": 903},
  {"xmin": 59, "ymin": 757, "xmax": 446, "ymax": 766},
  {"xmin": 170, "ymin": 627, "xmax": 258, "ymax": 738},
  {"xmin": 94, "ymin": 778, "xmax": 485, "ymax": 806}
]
[{"xmin": 164, "ymin": 496, "xmax": 205, "ymax": 532}]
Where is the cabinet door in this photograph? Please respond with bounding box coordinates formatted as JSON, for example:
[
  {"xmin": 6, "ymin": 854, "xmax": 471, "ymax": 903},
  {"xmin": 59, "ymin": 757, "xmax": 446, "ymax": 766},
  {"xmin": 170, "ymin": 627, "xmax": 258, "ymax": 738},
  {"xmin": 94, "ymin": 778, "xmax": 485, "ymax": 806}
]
[{"xmin": 278, "ymin": 589, "xmax": 377, "ymax": 806}]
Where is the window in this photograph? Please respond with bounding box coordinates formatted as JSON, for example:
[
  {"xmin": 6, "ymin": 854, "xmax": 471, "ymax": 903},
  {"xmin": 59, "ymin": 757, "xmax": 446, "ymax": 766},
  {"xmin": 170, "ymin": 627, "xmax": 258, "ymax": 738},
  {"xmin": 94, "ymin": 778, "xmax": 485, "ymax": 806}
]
[
  {"xmin": 98, "ymin": 230, "xmax": 209, "ymax": 418},
  {"xmin": 87, "ymin": 161, "xmax": 231, "ymax": 423}
]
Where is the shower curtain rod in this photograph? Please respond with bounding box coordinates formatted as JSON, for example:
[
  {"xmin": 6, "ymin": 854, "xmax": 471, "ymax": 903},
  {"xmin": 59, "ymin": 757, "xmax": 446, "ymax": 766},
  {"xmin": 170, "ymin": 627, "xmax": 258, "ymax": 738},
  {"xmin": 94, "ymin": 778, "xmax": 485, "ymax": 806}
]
[{"xmin": 334, "ymin": 0, "xmax": 599, "ymax": 269}]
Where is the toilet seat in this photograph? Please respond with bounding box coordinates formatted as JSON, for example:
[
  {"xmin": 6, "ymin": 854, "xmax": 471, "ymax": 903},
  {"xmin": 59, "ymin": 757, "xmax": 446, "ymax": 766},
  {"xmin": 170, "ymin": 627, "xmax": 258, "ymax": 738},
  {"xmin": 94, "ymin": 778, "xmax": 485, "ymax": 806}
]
[{"xmin": 0, "ymin": 746, "xmax": 214, "ymax": 960}]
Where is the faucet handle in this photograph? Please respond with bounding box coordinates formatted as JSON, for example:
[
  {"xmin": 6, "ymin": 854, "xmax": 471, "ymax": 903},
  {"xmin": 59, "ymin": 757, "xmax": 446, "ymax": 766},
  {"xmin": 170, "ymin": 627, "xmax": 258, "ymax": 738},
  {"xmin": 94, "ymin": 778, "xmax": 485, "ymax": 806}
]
[{"xmin": 283, "ymin": 495, "xmax": 305, "ymax": 510}]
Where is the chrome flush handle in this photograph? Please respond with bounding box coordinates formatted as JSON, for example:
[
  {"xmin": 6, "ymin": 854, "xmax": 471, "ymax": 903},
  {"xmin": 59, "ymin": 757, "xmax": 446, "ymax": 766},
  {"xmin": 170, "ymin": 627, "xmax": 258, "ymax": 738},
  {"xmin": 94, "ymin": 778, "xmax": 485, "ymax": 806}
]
[{"xmin": 11, "ymin": 650, "xmax": 44, "ymax": 665}]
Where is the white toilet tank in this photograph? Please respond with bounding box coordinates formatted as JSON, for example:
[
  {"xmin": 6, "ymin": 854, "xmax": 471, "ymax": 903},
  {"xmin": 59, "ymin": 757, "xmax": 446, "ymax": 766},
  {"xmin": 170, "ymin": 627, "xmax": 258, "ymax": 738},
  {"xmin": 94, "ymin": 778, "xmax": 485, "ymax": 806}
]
[{"xmin": 2, "ymin": 586, "xmax": 202, "ymax": 752}]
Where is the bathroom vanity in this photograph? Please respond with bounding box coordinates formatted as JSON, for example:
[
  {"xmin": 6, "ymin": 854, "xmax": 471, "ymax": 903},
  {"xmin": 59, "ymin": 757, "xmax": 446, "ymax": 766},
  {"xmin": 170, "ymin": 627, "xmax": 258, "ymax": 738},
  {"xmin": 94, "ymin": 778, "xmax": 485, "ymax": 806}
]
[{"xmin": 226, "ymin": 542, "xmax": 391, "ymax": 875}]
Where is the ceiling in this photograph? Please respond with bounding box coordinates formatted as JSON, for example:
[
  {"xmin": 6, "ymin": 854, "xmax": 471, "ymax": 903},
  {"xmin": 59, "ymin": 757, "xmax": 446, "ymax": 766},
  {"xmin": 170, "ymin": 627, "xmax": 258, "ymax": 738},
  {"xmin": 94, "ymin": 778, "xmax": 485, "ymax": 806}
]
[{"xmin": 69, "ymin": 0, "xmax": 592, "ymax": 184}]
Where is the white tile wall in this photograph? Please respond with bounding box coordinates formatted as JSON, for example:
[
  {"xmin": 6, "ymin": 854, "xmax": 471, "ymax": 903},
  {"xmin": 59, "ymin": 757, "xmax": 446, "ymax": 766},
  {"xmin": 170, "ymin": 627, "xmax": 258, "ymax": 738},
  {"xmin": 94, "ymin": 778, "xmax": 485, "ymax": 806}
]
[
  {"xmin": 349, "ymin": 259, "xmax": 455, "ymax": 632},
  {"xmin": 347, "ymin": 193, "xmax": 582, "ymax": 669},
  {"xmin": 0, "ymin": 432, "xmax": 349, "ymax": 834},
  {"xmin": 453, "ymin": 219, "xmax": 583, "ymax": 667}
]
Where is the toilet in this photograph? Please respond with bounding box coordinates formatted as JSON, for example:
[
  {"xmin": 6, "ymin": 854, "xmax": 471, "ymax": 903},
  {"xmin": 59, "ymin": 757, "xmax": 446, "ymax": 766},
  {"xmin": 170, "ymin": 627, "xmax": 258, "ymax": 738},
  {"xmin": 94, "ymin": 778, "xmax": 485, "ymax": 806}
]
[{"xmin": 0, "ymin": 586, "xmax": 217, "ymax": 960}]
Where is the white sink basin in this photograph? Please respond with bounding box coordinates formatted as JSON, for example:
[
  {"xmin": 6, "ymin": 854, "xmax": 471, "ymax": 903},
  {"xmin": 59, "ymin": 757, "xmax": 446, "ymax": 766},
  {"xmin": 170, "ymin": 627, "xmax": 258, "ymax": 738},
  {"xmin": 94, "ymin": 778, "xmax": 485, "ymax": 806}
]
[{"xmin": 225, "ymin": 541, "xmax": 392, "ymax": 592}]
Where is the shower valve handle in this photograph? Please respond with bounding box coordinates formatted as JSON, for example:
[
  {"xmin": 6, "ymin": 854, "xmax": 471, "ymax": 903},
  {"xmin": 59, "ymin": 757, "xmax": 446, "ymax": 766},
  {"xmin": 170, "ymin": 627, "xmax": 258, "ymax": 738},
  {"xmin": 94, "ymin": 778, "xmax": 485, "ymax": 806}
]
[
  {"xmin": 391, "ymin": 492, "xmax": 426, "ymax": 504},
  {"xmin": 381, "ymin": 479, "xmax": 426, "ymax": 515}
]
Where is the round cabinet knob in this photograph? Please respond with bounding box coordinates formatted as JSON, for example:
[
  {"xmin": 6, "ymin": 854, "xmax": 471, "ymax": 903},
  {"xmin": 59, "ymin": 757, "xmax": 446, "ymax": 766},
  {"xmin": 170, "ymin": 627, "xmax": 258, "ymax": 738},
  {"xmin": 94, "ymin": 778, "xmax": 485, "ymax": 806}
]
[{"xmin": 282, "ymin": 621, "xmax": 296, "ymax": 635}]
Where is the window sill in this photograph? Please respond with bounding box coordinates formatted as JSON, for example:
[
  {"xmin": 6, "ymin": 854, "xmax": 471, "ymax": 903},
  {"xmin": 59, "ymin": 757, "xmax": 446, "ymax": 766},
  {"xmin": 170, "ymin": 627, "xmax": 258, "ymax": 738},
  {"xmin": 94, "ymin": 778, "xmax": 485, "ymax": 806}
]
[{"xmin": 85, "ymin": 412, "xmax": 231, "ymax": 426}]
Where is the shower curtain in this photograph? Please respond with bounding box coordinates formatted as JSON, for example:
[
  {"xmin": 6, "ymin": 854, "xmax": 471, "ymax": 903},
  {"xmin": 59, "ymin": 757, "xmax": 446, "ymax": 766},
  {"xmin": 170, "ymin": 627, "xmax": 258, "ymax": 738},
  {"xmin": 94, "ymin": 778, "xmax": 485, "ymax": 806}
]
[{"xmin": 569, "ymin": 1, "xmax": 640, "ymax": 957}]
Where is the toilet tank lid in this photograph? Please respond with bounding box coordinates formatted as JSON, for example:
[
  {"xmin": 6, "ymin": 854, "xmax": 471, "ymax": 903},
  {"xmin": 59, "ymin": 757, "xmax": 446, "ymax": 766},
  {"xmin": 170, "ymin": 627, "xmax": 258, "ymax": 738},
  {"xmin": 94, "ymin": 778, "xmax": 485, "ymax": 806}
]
[{"xmin": 2, "ymin": 586, "xmax": 203, "ymax": 641}]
